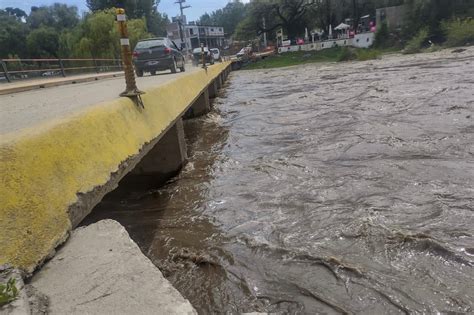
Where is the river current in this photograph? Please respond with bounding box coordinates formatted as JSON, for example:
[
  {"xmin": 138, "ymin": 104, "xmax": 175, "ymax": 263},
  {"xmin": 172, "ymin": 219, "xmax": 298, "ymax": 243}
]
[{"xmin": 85, "ymin": 50, "xmax": 474, "ymax": 314}]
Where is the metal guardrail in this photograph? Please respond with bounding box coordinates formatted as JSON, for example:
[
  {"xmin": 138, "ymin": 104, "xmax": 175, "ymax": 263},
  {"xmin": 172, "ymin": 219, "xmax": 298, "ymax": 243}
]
[{"xmin": 0, "ymin": 58, "xmax": 122, "ymax": 83}]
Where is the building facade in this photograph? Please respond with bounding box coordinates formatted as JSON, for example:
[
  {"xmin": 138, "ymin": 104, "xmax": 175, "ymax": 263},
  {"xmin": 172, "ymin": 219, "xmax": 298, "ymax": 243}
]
[
  {"xmin": 166, "ymin": 20, "xmax": 225, "ymax": 52},
  {"xmin": 376, "ymin": 5, "xmax": 407, "ymax": 31}
]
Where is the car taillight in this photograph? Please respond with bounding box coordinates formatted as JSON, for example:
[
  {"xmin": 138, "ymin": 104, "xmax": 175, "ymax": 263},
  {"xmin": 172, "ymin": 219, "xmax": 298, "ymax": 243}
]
[
  {"xmin": 164, "ymin": 47, "xmax": 171, "ymax": 54},
  {"xmin": 132, "ymin": 51, "xmax": 139, "ymax": 58}
]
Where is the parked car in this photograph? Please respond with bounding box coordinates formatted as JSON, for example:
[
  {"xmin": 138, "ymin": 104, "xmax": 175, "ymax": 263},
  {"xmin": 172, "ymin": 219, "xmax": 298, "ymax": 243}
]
[
  {"xmin": 210, "ymin": 48, "xmax": 222, "ymax": 62},
  {"xmin": 132, "ymin": 37, "xmax": 185, "ymax": 76},
  {"xmin": 192, "ymin": 47, "xmax": 214, "ymax": 66},
  {"xmin": 236, "ymin": 46, "xmax": 252, "ymax": 58}
]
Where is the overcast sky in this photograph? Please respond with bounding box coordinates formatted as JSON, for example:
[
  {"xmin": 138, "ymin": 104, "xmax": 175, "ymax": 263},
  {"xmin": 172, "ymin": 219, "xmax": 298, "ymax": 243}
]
[{"xmin": 0, "ymin": 0, "xmax": 249, "ymax": 21}]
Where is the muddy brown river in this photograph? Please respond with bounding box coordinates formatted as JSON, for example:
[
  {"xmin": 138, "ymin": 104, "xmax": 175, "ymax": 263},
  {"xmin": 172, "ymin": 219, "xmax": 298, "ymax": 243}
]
[{"xmin": 85, "ymin": 49, "xmax": 474, "ymax": 314}]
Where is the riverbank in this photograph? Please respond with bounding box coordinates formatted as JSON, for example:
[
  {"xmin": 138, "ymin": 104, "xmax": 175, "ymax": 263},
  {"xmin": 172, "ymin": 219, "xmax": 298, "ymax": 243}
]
[
  {"xmin": 242, "ymin": 47, "xmax": 394, "ymax": 70},
  {"xmin": 243, "ymin": 45, "xmax": 472, "ymax": 70}
]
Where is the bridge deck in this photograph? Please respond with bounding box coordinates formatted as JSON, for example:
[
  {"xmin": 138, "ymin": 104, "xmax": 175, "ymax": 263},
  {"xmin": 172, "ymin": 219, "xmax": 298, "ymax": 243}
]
[
  {"xmin": 0, "ymin": 67, "xmax": 201, "ymax": 135},
  {"xmin": 0, "ymin": 62, "xmax": 230, "ymax": 272}
]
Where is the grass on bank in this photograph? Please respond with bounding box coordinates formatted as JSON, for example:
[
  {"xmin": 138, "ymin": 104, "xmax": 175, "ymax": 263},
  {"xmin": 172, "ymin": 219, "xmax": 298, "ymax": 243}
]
[
  {"xmin": 403, "ymin": 18, "xmax": 474, "ymax": 54},
  {"xmin": 244, "ymin": 47, "xmax": 388, "ymax": 70},
  {"xmin": 442, "ymin": 18, "xmax": 474, "ymax": 48},
  {"xmin": 0, "ymin": 278, "xmax": 18, "ymax": 307}
]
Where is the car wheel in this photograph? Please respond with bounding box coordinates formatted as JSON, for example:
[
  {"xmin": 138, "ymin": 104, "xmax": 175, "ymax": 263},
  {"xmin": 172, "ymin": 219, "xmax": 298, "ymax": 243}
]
[
  {"xmin": 210, "ymin": 59, "xmax": 215, "ymax": 65},
  {"xmin": 180, "ymin": 59, "xmax": 185, "ymax": 72},
  {"xmin": 150, "ymin": 70, "xmax": 156, "ymax": 75},
  {"xmin": 170, "ymin": 58, "xmax": 177, "ymax": 73},
  {"xmin": 136, "ymin": 69, "xmax": 144, "ymax": 77}
]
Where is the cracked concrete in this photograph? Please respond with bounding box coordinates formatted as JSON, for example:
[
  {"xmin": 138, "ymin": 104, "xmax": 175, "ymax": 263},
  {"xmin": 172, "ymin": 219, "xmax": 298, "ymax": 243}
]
[{"xmin": 29, "ymin": 220, "xmax": 196, "ymax": 315}]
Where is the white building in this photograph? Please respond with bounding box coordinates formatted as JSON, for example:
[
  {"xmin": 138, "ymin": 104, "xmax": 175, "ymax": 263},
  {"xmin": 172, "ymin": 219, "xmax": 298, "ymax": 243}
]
[{"xmin": 167, "ymin": 19, "xmax": 225, "ymax": 52}]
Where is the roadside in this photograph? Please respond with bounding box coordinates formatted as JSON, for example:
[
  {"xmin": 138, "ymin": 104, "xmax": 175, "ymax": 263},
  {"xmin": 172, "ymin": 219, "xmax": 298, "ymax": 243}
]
[
  {"xmin": 0, "ymin": 72, "xmax": 124, "ymax": 96},
  {"xmin": 0, "ymin": 65, "xmax": 201, "ymax": 134}
]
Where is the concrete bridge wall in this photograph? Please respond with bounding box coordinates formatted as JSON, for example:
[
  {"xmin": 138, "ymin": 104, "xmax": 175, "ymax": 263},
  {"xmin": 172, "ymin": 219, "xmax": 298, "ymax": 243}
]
[{"xmin": 0, "ymin": 62, "xmax": 231, "ymax": 273}]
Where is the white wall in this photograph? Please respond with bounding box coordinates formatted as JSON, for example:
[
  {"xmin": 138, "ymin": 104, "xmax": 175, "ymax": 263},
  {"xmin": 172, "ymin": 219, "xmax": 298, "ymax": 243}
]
[
  {"xmin": 352, "ymin": 33, "xmax": 375, "ymax": 48},
  {"xmin": 278, "ymin": 32, "xmax": 375, "ymax": 53}
]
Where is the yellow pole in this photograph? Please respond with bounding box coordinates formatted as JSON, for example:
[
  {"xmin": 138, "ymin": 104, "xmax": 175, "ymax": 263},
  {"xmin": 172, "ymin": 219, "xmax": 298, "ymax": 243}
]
[
  {"xmin": 116, "ymin": 8, "xmax": 144, "ymax": 98},
  {"xmin": 201, "ymin": 43, "xmax": 207, "ymax": 70}
]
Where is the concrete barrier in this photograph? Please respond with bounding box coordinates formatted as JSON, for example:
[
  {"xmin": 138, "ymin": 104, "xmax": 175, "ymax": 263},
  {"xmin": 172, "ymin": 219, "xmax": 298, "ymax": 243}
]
[{"xmin": 0, "ymin": 62, "xmax": 231, "ymax": 272}]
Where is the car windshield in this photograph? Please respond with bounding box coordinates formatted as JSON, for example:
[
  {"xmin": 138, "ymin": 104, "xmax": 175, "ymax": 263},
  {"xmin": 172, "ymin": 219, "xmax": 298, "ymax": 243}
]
[
  {"xmin": 135, "ymin": 39, "xmax": 165, "ymax": 49},
  {"xmin": 210, "ymin": 49, "xmax": 219, "ymax": 53},
  {"xmin": 193, "ymin": 48, "xmax": 209, "ymax": 53}
]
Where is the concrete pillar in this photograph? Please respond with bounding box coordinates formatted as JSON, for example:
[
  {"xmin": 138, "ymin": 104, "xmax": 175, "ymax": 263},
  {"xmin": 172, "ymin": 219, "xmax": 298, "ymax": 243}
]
[
  {"xmin": 189, "ymin": 89, "xmax": 210, "ymax": 117},
  {"xmin": 215, "ymin": 75, "xmax": 222, "ymax": 89},
  {"xmin": 208, "ymin": 80, "xmax": 218, "ymax": 99},
  {"xmin": 220, "ymin": 73, "xmax": 224, "ymax": 85},
  {"xmin": 124, "ymin": 118, "xmax": 187, "ymax": 187},
  {"xmin": 224, "ymin": 68, "xmax": 228, "ymax": 80}
]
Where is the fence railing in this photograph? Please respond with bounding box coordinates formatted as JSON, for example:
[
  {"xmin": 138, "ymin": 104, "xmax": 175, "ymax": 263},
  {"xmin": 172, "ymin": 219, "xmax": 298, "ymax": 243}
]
[{"xmin": 0, "ymin": 58, "xmax": 122, "ymax": 83}]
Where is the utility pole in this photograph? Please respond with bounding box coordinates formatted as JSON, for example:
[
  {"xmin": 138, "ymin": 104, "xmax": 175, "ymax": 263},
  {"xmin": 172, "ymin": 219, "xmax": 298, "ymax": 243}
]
[
  {"xmin": 116, "ymin": 8, "xmax": 144, "ymax": 107},
  {"xmin": 352, "ymin": 0, "xmax": 358, "ymax": 32},
  {"xmin": 175, "ymin": 0, "xmax": 191, "ymax": 51},
  {"xmin": 262, "ymin": 17, "xmax": 267, "ymax": 48}
]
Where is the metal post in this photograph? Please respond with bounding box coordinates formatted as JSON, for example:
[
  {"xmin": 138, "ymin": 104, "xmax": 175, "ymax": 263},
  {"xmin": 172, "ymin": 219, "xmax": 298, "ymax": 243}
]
[
  {"xmin": 116, "ymin": 8, "xmax": 144, "ymax": 102},
  {"xmin": 1, "ymin": 60, "xmax": 11, "ymax": 82},
  {"xmin": 93, "ymin": 58, "xmax": 99, "ymax": 73},
  {"xmin": 201, "ymin": 43, "xmax": 206, "ymax": 70},
  {"xmin": 175, "ymin": 0, "xmax": 191, "ymax": 51},
  {"xmin": 59, "ymin": 59, "xmax": 66, "ymax": 77},
  {"xmin": 262, "ymin": 17, "xmax": 267, "ymax": 48}
]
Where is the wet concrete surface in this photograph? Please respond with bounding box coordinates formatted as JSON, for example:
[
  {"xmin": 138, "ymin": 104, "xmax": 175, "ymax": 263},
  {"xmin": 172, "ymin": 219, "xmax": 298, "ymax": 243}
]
[{"xmin": 84, "ymin": 48, "xmax": 474, "ymax": 314}]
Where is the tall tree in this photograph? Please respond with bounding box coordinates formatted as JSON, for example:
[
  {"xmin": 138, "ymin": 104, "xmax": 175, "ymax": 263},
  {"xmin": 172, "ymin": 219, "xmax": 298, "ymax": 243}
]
[
  {"xmin": 27, "ymin": 27, "xmax": 60, "ymax": 57},
  {"xmin": 86, "ymin": 0, "xmax": 168, "ymax": 36},
  {"xmin": 4, "ymin": 7, "xmax": 27, "ymax": 20},
  {"xmin": 199, "ymin": 13, "xmax": 213, "ymax": 25},
  {"xmin": 236, "ymin": 0, "xmax": 317, "ymax": 40},
  {"xmin": 0, "ymin": 9, "xmax": 29, "ymax": 58},
  {"xmin": 28, "ymin": 4, "xmax": 79, "ymax": 30},
  {"xmin": 199, "ymin": 1, "xmax": 248, "ymax": 36},
  {"xmin": 403, "ymin": 0, "xmax": 474, "ymax": 40}
]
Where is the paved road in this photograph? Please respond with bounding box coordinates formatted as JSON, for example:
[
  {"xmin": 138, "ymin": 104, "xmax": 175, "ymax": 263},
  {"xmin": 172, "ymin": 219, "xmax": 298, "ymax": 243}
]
[{"xmin": 0, "ymin": 66, "xmax": 201, "ymax": 135}]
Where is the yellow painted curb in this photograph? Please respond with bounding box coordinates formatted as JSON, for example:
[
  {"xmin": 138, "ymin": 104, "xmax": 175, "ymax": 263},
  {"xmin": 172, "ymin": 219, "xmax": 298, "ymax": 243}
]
[{"xmin": 0, "ymin": 63, "xmax": 230, "ymax": 272}]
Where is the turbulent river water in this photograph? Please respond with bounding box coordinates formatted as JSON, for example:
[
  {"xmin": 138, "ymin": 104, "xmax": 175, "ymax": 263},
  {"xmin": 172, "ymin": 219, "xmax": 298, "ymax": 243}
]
[{"xmin": 85, "ymin": 49, "xmax": 474, "ymax": 314}]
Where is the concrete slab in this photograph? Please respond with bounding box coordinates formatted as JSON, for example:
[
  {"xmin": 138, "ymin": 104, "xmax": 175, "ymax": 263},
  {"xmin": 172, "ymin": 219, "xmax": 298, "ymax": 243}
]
[
  {"xmin": 0, "ymin": 66, "xmax": 202, "ymax": 134},
  {"xmin": 0, "ymin": 72, "xmax": 124, "ymax": 96},
  {"xmin": 30, "ymin": 220, "xmax": 196, "ymax": 315}
]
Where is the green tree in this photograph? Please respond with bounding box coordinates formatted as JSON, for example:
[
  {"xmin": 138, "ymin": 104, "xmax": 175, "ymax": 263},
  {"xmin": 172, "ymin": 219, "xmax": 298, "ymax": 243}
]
[
  {"xmin": 0, "ymin": 9, "xmax": 29, "ymax": 58},
  {"xmin": 374, "ymin": 22, "xmax": 390, "ymax": 48},
  {"xmin": 147, "ymin": 9, "xmax": 169, "ymax": 36},
  {"xmin": 77, "ymin": 9, "xmax": 120, "ymax": 58},
  {"xmin": 127, "ymin": 18, "xmax": 152, "ymax": 49},
  {"xmin": 4, "ymin": 7, "xmax": 27, "ymax": 20},
  {"xmin": 403, "ymin": 0, "xmax": 474, "ymax": 41},
  {"xmin": 28, "ymin": 4, "xmax": 79, "ymax": 30},
  {"xmin": 199, "ymin": 0, "xmax": 248, "ymax": 36},
  {"xmin": 199, "ymin": 13, "xmax": 213, "ymax": 26},
  {"xmin": 86, "ymin": 0, "xmax": 167, "ymax": 36},
  {"xmin": 27, "ymin": 27, "xmax": 60, "ymax": 57},
  {"xmin": 236, "ymin": 0, "xmax": 316, "ymax": 40}
]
